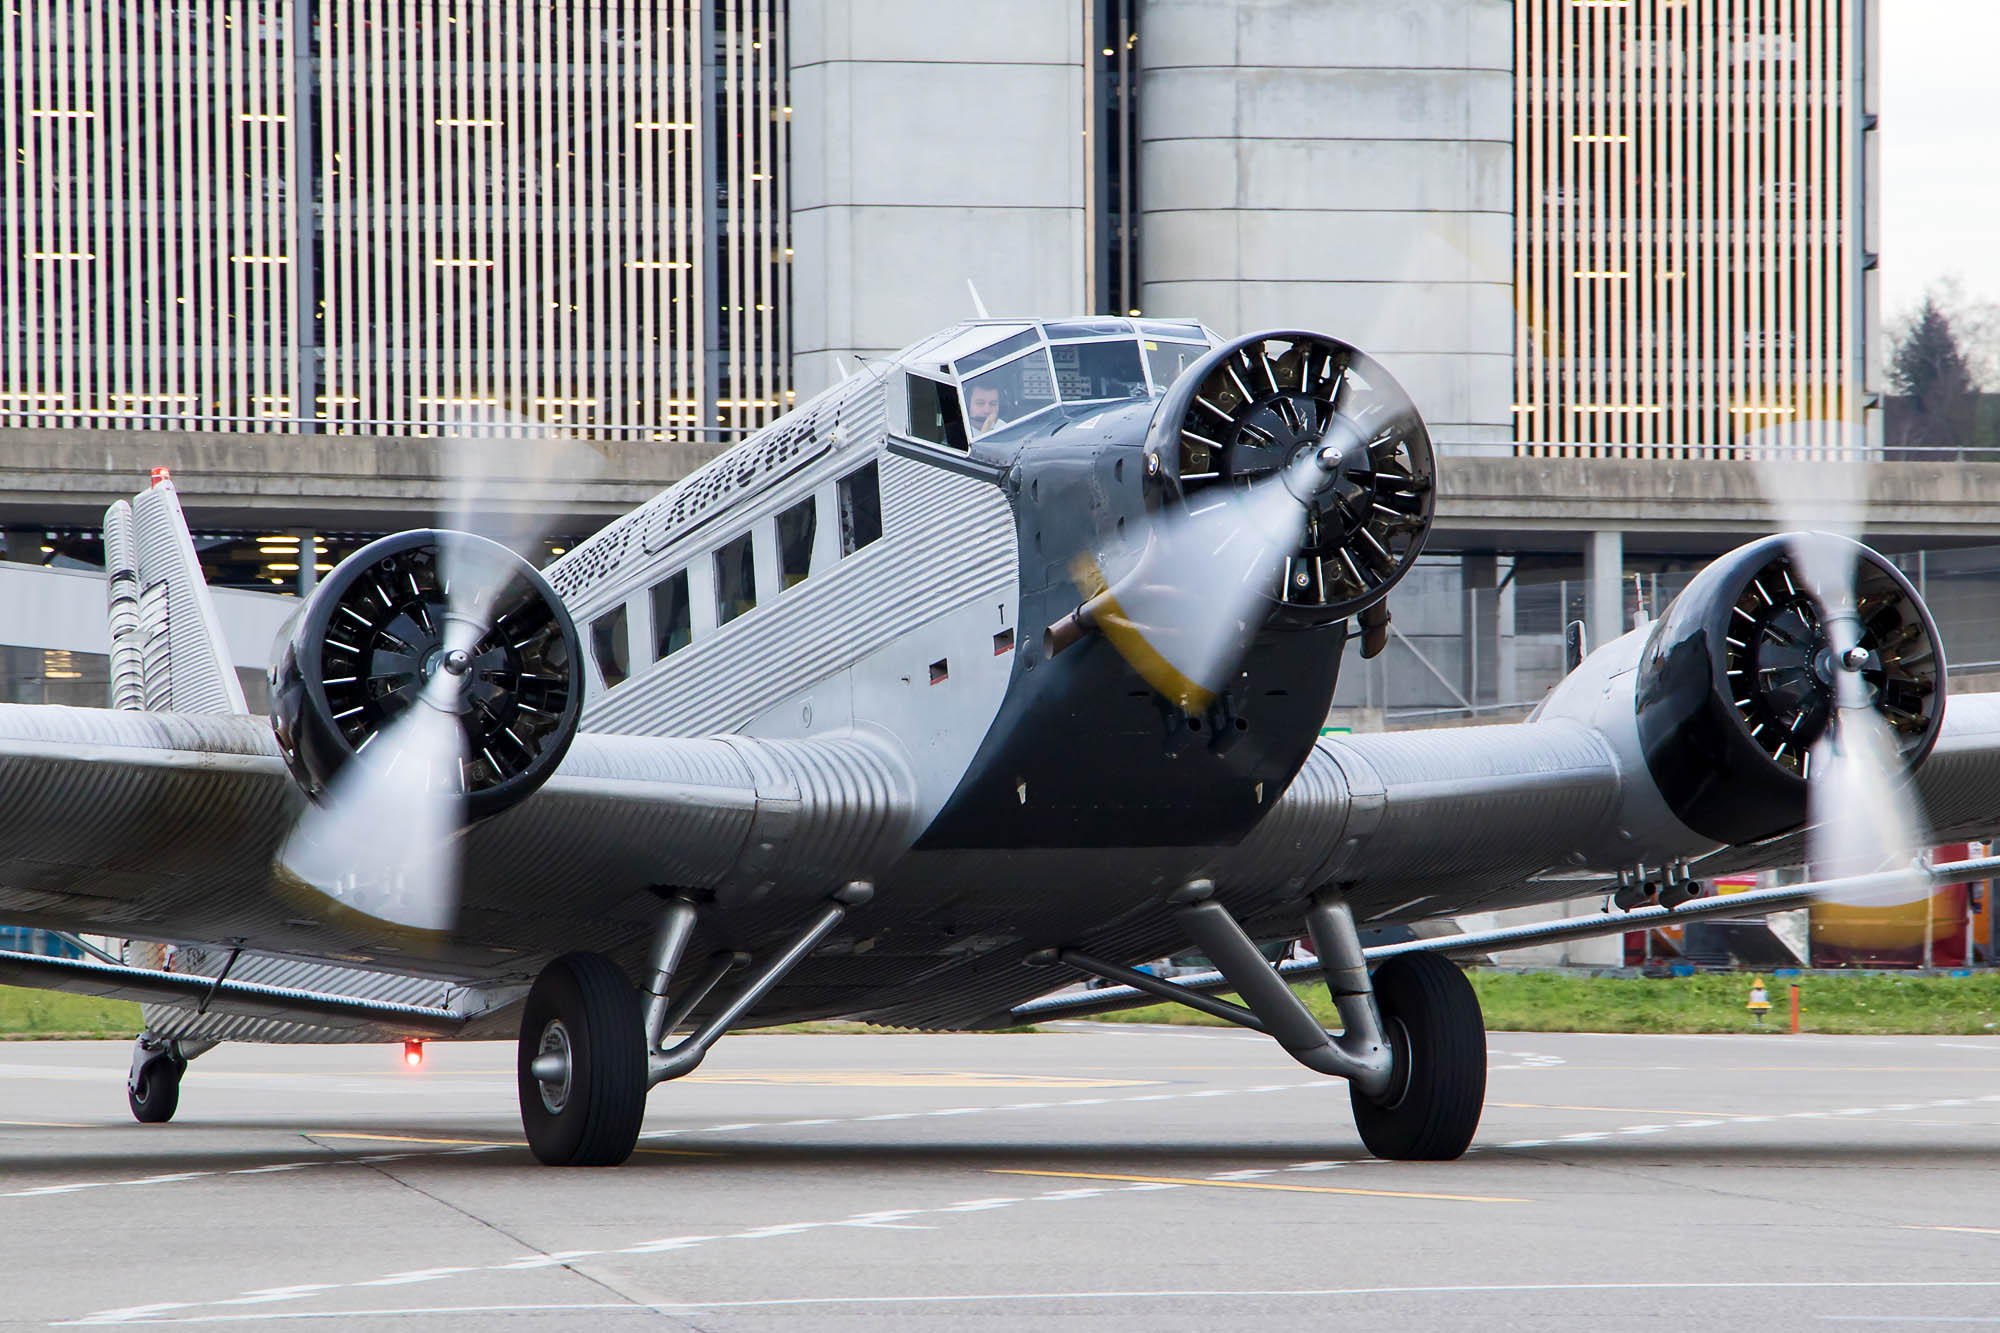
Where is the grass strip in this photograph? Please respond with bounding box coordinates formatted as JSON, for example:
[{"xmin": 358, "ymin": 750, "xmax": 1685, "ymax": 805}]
[
  {"xmin": 1081, "ymin": 968, "xmax": 2000, "ymax": 1036},
  {"xmin": 0, "ymin": 987, "xmax": 141, "ymax": 1040},
  {"xmin": 11, "ymin": 971, "xmax": 2000, "ymax": 1040}
]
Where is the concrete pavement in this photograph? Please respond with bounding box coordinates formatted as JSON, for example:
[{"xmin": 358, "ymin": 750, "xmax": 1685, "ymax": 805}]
[{"xmin": 5, "ymin": 1025, "xmax": 2000, "ymax": 1329}]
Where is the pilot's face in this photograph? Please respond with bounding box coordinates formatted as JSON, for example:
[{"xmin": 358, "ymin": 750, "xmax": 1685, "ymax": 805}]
[{"xmin": 968, "ymin": 386, "xmax": 1001, "ymax": 426}]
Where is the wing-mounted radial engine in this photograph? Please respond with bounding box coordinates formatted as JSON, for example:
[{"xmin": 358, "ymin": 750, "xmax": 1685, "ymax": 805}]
[
  {"xmin": 1143, "ymin": 330, "xmax": 1437, "ymax": 626},
  {"xmin": 270, "ymin": 529, "xmax": 584, "ymax": 823},
  {"xmin": 1634, "ymin": 533, "xmax": 1945, "ymax": 846}
]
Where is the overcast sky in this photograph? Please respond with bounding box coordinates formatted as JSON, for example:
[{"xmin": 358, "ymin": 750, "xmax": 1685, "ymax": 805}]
[{"xmin": 1879, "ymin": 1, "xmax": 2000, "ymax": 323}]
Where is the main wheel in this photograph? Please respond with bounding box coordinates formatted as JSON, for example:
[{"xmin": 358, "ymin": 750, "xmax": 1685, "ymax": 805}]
[
  {"xmin": 1349, "ymin": 953, "xmax": 1486, "ymax": 1160},
  {"xmin": 127, "ymin": 1050, "xmax": 185, "ymax": 1124},
  {"xmin": 517, "ymin": 952, "xmax": 648, "ymax": 1166}
]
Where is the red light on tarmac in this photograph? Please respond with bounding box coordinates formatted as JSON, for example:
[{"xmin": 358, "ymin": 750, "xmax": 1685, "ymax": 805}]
[{"xmin": 403, "ymin": 1039, "xmax": 425, "ymax": 1068}]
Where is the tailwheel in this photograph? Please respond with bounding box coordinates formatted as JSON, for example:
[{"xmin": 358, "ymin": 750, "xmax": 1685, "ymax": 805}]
[
  {"xmin": 518, "ymin": 952, "xmax": 648, "ymax": 1166},
  {"xmin": 127, "ymin": 1040, "xmax": 186, "ymax": 1124},
  {"xmin": 1349, "ymin": 953, "xmax": 1486, "ymax": 1161}
]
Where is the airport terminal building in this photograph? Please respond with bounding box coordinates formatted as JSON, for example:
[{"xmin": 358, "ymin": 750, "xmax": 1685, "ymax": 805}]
[{"xmin": 4, "ymin": 0, "xmax": 1959, "ymax": 726}]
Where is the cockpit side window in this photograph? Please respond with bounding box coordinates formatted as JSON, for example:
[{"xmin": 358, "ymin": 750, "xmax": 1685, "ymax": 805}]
[
  {"xmin": 904, "ymin": 373, "xmax": 969, "ymax": 450},
  {"xmin": 1143, "ymin": 339, "xmax": 1208, "ymax": 393},
  {"xmin": 1051, "ymin": 339, "xmax": 1148, "ymax": 403},
  {"xmin": 961, "ymin": 348, "xmax": 1057, "ymax": 438}
]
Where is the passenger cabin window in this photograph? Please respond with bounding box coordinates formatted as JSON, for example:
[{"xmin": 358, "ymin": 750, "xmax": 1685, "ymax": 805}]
[
  {"xmin": 715, "ymin": 532, "xmax": 757, "ymax": 625},
  {"xmin": 651, "ymin": 570, "xmax": 691, "ymax": 659},
  {"xmin": 777, "ymin": 497, "xmax": 816, "ymax": 589},
  {"xmin": 591, "ymin": 604, "xmax": 629, "ymax": 688},
  {"xmin": 1051, "ymin": 339, "xmax": 1148, "ymax": 403},
  {"xmin": 961, "ymin": 348, "xmax": 1056, "ymax": 438},
  {"xmin": 905, "ymin": 374, "xmax": 968, "ymax": 450},
  {"xmin": 839, "ymin": 462, "xmax": 883, "ymax": 555}
]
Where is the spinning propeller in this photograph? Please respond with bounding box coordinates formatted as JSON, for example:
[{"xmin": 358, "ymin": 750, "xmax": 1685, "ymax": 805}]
[
  {"xmin": 1048, "ymin": 333, "xmax": 1435, "ymax": 713},
  {"xmin": 1748, "ymin": 434, "xmax": 1940, "ymax": 902},
  {"xmin": 271, "ymin": 426, "xmax": 589, "ymax": 942}
]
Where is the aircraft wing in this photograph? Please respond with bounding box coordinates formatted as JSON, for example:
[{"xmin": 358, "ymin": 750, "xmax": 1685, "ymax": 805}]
[
  {"xmin": 1217, "ymin": 690, "xmax": 2000, "ymax": 931},
  {"xmin": 0, "ymin": 702, "xmax": 916, "ymax": 981}
]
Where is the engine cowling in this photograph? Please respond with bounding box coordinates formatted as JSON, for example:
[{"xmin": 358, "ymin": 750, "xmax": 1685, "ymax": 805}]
[
  {"xmin": 270, "ymin": 529, "xmax": 584, "ymax": 823},
  {"xmin": 1634, "ymin": 533, "xmax": 1945, "ymax": 846},
  {"xmin": 1143, "ymin": 330, "xmax": 1436, "ymax": 626}
]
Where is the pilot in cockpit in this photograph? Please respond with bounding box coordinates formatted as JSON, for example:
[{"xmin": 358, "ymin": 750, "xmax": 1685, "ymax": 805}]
[{"xmin": 965, "ymin": 382, "xmax": 1006, "ymax": 436}]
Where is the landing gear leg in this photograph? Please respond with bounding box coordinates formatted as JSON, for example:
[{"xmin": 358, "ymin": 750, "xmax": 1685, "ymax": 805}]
[
  {"xmin": 1051, "ymin": 883, "xmax": 1488, "ymax": 1161},
  {"xmin": 126, "ymin": 1033, "xmax": 207, "ymax": 1124}
]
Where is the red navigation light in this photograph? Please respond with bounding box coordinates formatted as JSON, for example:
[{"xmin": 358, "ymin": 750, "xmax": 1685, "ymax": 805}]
[
  {"xmin": 402, "ymin": 1039, "xmax": 425, "ymax": 1068},
  {"xmin": 149, "ymin": 466, "xmax": 172, "ymax": 487}
]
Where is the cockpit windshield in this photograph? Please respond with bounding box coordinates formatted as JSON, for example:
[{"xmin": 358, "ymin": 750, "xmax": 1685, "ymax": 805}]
[
  {"xmin": 894, "ymin": 317, "xmax": 1220, "ymax": 447},
  {"xmin": 1051, "ymin": 340, "xmax": 1146, "ymax": 403}
]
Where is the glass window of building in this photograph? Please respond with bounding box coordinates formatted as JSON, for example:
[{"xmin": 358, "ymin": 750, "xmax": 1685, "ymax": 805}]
[
  {"xmin": 1051, "ymin": 340, "xmax": 1148, "ymax": 403},
  {"xmin": 839, "ymin": 463, "xmax": 883, "ymax": 556},
  {"xmin": 651, "ymin": 570, "xmax": 692, "ymax": 659},
  {"xmin": 962, "ymin": 350, "xmax": 1058, "ymax": 437},
  {"xmin": 715, "ymin": 533, "xmax": 758, "ymax": 625},
  {"xmin": 777, "ymin": 498, "xmax": 816, "ymax": 589},
  {"xmin": 591, "ymin": 604, "xmax": 629, "ymax": 688}
]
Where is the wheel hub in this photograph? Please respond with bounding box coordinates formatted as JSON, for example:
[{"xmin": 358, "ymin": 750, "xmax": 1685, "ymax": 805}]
[{"xmin": 532, "ymin": 1019, "xmax": 573, "ymax": 1114}]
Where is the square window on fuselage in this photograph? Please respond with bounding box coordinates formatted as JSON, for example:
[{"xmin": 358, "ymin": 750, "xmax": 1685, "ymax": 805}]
[
  {"xmin": 715, "ymin": 531, "xmax": 757, "ymax": 625},
  {"xmin": 777, "ymin": 497, "xmax": 816, "ymax": 590},
  {"xmin": 651, "ymin": 570, "xmax": 691, "ymax": 658}
]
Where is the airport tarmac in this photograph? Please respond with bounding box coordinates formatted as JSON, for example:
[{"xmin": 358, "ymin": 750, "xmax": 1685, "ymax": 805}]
[{"xmin": 4, "ymin": 1024, "xmax": 2000, "ymax": 1329}]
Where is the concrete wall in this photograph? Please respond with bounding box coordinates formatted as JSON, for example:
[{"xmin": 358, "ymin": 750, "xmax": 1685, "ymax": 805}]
[
  {"xmin": 789, "ymin": 0, "xmax": 1089, "ymax": 399},
  {"xmin": 1137, "ymin": 0, "xmax": 1514, "ymax": 450}
]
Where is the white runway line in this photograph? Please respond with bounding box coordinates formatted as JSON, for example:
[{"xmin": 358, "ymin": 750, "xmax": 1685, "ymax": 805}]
[
  {"xmin": 2, "ymin": 1074, "xmax": 1352, "ymax": 1203},
  {"xmin": 55, "ymin": 1081, "xmax": 2000, "ymax": 1326},
  {"xmin": 60, "ymin": 1281, "xmax": 2000, "ymax": 1325}
]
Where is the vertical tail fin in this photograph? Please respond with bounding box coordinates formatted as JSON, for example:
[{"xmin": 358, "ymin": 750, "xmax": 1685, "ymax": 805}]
[
  {"xmin": 103, "ymin": 500, "xmax": 147, "ymax": 711},
  {"xmin": 101, "ymin": 472, "xmax": 248, "ymax": 715}
]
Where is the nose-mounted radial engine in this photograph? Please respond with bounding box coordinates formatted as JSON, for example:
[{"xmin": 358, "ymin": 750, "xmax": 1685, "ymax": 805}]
[
  {"xmin": 1046, "ymin": 331, "xmax": 1437, "ymax": 715},
  {"xmin": 1634, "ymin": 533, "xmax": 1945, "ymax": 846},
  {"xmin": 1150, "ymin": 330, "xmax": 1436, "ymax": 624},
  {"xmin": 271, "ymin": 529, "xmax": 584, "ymax": 823}
]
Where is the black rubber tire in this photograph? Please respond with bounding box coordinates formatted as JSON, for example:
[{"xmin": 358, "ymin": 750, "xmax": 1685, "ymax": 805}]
[
  {"xmin": 1349, "ymin": 953, "xmax": 1486, "ymax": 1161},
  {"xmin": 128, "ymin": 1052, "xmax": 184, "ymax": 1124},
  {"xmin": 518, "ymin": 952, "xmax": 648, "ymax": 1167}
]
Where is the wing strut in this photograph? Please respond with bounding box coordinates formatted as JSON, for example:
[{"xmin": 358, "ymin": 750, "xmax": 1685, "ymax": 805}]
[{"xmin": 1009, "ymin": 853, "xmax": 2000, "ymax": 1026}]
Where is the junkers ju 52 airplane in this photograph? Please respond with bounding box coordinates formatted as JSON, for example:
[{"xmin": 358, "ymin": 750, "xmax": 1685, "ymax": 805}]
[{"xmin": 3, "ymin": 317, "xmax": 1998, "ymax": 1167}]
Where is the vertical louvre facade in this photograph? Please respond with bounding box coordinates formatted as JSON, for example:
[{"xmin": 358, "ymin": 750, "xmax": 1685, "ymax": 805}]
[
  {"xmin": 3, "ymin": 1, "xmax": 788, "ymax": 441},
  {"xmin": 1515, "ymin": 0, "xmax": 1872, "ymax": 456},
  {"xmin": 3, "ymin": 3, "xmax": 303, "ymax": 431},
  {"xmin": 711, "ymin": 0, "xmax": 788, "ymax": 434}
]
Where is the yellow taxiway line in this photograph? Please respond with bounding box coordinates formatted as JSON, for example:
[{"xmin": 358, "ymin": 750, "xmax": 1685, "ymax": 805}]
[
  {"xmin": 991, "ymin": 1168, "xmax": 1525, "ymax": 1204},
  {"xmin": 308, "ymin": 1131, "xmax": 718, "ymax": 1157}
]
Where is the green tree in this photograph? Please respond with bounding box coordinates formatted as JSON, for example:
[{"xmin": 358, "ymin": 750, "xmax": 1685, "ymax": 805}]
[{"xmin": 1887, "ymin": 295, "xmax": 1979, "ymax": 448}]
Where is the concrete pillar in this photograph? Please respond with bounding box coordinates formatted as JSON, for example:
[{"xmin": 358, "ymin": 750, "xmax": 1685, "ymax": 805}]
[
  {"xmin": 1460, "ymin": 552, "xmax": 1497, "ymax": 704},
  {"xmin": 294, "ymin": 528, "xmax": 318, "ymax": 596},
  {"xmin": 1585, "ymin": 529, "xmax": 1624, "ymax": 654},
  {"xmin": 1495, "ymin": 554, "xmax": 1518, "ymax": 704},
  {"xmin": 1136, "ymin": 0, "xmax": 1515, "ymax": 449},
  {"xmin": 789, "ymin": 2, "xmax": 1088, "ymax": 400}
]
